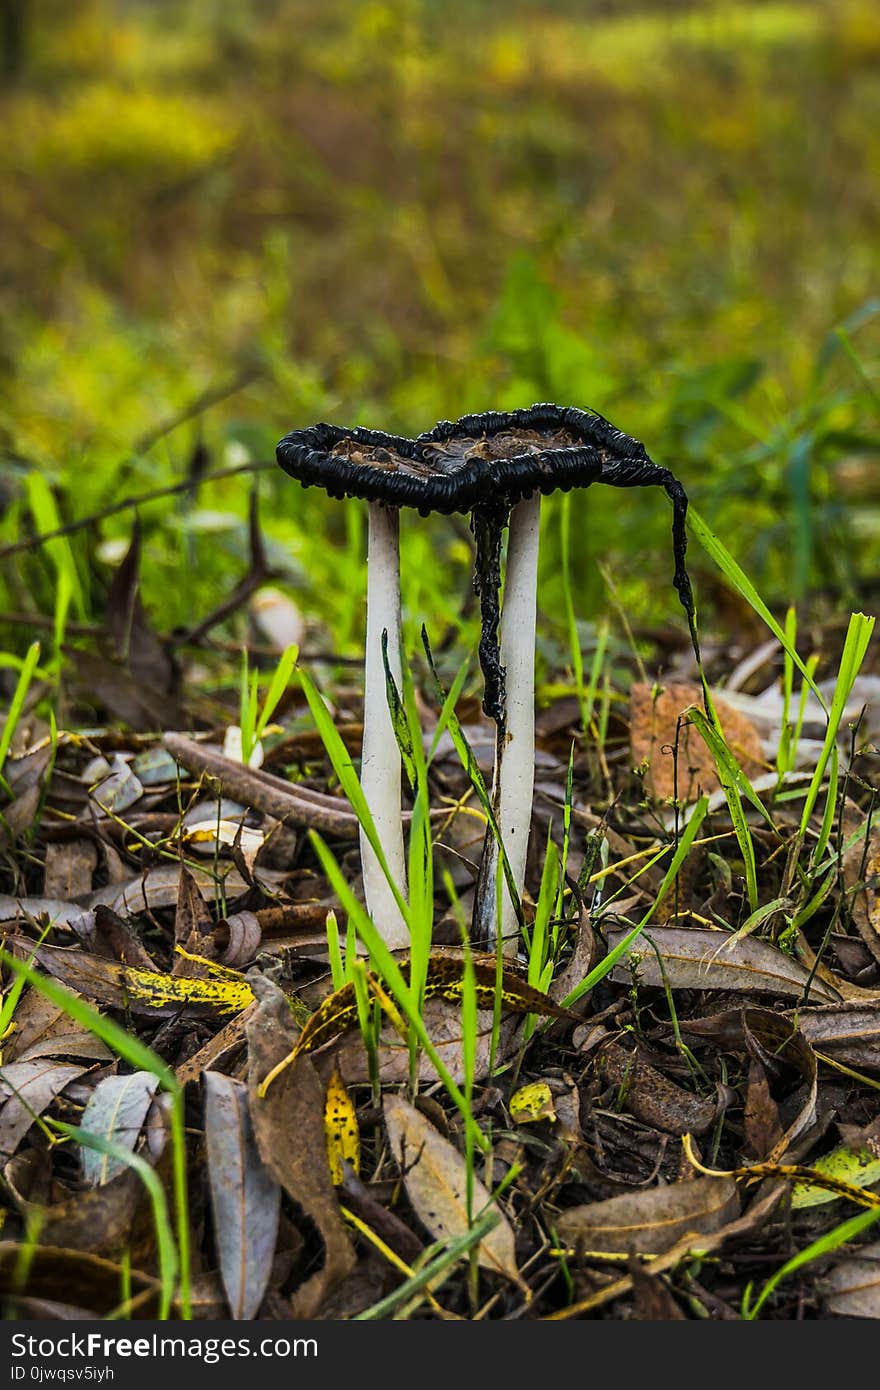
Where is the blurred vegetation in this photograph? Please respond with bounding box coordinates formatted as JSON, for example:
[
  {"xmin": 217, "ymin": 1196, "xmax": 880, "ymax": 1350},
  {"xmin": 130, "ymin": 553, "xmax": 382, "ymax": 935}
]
[{"xmin": 1, "ymin": 0, "xmax": 878, "ymax": 695}]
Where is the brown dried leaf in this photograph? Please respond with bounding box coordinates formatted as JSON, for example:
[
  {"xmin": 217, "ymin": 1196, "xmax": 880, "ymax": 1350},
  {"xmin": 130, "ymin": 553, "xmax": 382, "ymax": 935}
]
[
  {"xmin": 795, "ymin": 1001, "xmax": 880, "ymax": 1071},
  {"xmin": 0, "ymin": 1244, "xmax": 160, "ymax": 1318},
  {"xmin": 246, "ymin": 978, "xmax": 354, "ymax": 1317},
  {"xmin": 630, "ymin": 681, "xmax": 764, "ymax": 803},
  {"xmin": 383, "ymin": 1093, "xmax": 522, "ymax": 1286},
  {"xmin": 742, "ymin": 1057, "xmax": 783, "ymax": 1163},
  {"xmin": 173, "ymin": 867, "xmax": 216, "ymax": 976},
  {"xmin": 73, "ymin": 905, "xmax": 155, "ymax": 970},
  {"xmin": 204, "ymin": 1071, "xmax": 281, "ymax": 1320},
  {"xmin": 3, "ymin": 987, "xmax": 110, "ymax": 1065},
  {"xmin": 682, "ymin": 1007, "xmax": 817, "ymax": 1161},
  {"xmin": 598, "ymin": 1041, "xmax": 716, "ymax": 1136},
  {"xmin": 557, "ymin": 1176, "xmax": 740, "ymax": 1256},
  {"xmin": 629, "ymin": 1258, "xmax": 687, "ymax": 1319},
  {"xmin": 43, "ymin": 840, "xmax": 98, "ymax": 901},
  {"xmin": 607, "ymin": 926, "xmax": 840, "ymax": 1003},
  {"xmin": 844, "ymin": 824, "xmax": 880, "ymax": 968}
]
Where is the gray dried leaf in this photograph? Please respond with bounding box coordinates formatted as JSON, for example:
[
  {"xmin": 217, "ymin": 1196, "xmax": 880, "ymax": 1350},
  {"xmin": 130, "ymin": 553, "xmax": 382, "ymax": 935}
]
[
  {"xmin": 204, "ymin": 1071, "xmax": 281, "ymax": 1320},
  {"xmin": 79, "ymin": 1072, "xmax": 160, "ymax": 1185},
  {"xmin": 822, "ymin": 1241, "xmax": 880, "ymax": 1318},
  {"xmin": 607, "ymin": 926, "xmax": 839, "ymax": 1003}
]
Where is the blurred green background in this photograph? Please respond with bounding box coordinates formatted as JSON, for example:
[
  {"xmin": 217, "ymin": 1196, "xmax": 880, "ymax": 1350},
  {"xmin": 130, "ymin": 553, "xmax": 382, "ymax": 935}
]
[{"xmin": 1, "ymin": 0, "xmax": 878, "ymax": 687}]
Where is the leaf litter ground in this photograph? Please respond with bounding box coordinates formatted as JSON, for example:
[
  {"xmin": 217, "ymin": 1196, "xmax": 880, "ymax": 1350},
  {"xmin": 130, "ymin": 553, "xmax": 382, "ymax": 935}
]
[{"xmin": 1, "ymin": 594, "xmax": 879, "ymax": 1322}]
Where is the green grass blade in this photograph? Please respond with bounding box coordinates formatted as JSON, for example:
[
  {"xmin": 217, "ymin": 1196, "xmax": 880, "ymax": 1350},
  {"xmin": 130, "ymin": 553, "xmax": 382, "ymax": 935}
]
[
  {"xmin": 743, "ymin": 1204, "xmax": 880, "ymax": 1320},
  {"xmin": 254, "ymin": 642, "xmax": 300, "ymax": 741},
  {"xmin": 688, "ymin": 508, "xmax": 826, "ymax": 710},
  {"xmin": 0, "ymin": 641, "xmax": 41, "ymax": 795},
  {"xmin": 299, "ymin": 666, "xmax": 412, "ymax": 930}
]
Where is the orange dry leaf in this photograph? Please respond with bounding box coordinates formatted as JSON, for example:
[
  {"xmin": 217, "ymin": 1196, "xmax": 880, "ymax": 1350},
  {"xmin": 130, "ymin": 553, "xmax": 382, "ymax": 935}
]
[{"xmin": 629, "ymin": 681, "xmax": 764, "ymax": 803}]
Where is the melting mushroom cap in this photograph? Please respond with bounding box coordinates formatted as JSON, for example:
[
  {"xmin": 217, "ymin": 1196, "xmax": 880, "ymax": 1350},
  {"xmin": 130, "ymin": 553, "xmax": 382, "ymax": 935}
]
[
  {"xmin": 276, "ymin": 402, "xmax": 697, "ymax": 729},
  {"xmin": 277, "ymin": 403, "xmax": 663, "ymax": 516}
]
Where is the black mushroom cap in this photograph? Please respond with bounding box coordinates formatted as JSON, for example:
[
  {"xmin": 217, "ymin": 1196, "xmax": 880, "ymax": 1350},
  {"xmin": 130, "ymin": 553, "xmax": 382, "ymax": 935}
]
[
  {"xmin": 275, "ymin": 404, "xmax": 699, "ymax": 729},
  {"xmin": 277, "ymin": 403, "xmax": 666, "ymax": 517}
]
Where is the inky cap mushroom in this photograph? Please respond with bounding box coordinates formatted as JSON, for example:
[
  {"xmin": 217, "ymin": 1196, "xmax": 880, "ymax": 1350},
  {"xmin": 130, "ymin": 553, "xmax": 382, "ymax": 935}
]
[{"xmin": 277, "ymin": 403, "xmax": 698, "ymax": 955}]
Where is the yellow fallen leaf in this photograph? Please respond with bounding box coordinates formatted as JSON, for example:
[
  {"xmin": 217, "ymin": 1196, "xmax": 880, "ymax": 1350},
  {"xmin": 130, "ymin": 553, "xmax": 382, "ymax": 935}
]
[
  {"xmin": 324, "ymin": 1066, "xmax": 360, "ymax": 1186},
  {"xmin": 792, "ymin": 1144, "xmax": 880, "ymax": 1209},
  {"xmin": 509, "ymin": 1081, "xmax": 556, "ymax": 1125}
]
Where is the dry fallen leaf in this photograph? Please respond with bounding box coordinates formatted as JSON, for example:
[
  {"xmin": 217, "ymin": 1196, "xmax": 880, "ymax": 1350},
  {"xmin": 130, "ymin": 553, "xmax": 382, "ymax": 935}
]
[
  {"xmin": 246, "ymin": 978, "xmax": 355, "ymax": 1317},
  {"xmin": 79, "ymin": 1071, "xmax": 160, "ymax": 1185},
  {"xmin": 383, "ymin": 1092, "xmax": 523, "ymax": 1287},
  {"xmin": 0, "ymin": 1060, "xmax": 88, "ymax": 1163},
  {"xmin": 598, "ymin": 1040, "xmax": 716, "ymax": 1136},
  {"xmin": 324, "ymin": 1066, "xmax": 360, "ymax": 1186},
  {"xmin": 630, "ymin": 681, "xmax": 764, "ymax": 802},
  {"xmin": 557, "ymin": 1175, "xmax": 741, "ymax": 1256},
  {"xmin": 204, "ymin": 1070, "xmax": 281, "ymax": 1320},
  {"xmin": 607, "ymin": 926, "xmax": 840, "ymax": 1004},
  {"xmin": 822, "ymin": 1241, "xmax": 880, "ymax": 1318}
]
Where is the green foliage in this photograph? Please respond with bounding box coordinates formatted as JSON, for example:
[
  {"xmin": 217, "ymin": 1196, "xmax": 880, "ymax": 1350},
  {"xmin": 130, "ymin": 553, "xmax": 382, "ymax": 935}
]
[{"xmin": 1, "ymin": 0, "xmax": 878, "ymax": 672}]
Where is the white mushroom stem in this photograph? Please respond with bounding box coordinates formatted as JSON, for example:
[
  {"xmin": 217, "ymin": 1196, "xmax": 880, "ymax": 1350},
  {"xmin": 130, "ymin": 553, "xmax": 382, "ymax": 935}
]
[
  {"xmin": 360, "ymin": 501, "xmax": 410, "ymax": 949},
  {"xmin": 488, "ymin": 493, "xmax": 541, "ymax": 956}
]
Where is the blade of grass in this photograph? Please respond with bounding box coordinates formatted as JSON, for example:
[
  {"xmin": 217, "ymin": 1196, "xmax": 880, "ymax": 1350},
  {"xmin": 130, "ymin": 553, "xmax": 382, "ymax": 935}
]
[
  {"xmin": 0, "ymin": 641, "xmax": 41, "ymax": 796},
  {"xmin": 742, "ymin": 1204, "xmax": 880, "ymax": 1320},
  {"xmin": 688, "ymin": 508, "xmax": 826, "ymax": 710}
]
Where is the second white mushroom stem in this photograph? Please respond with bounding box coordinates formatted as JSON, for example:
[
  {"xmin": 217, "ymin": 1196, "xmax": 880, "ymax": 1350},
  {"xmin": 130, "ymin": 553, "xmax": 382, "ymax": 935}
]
[
  {"xmin": 361, "ymin": 501, "xmax": 410, "ymax": 950},
  {"xmin": 482, "ymin": 493, "xmax": 541, "ymax": 957}
]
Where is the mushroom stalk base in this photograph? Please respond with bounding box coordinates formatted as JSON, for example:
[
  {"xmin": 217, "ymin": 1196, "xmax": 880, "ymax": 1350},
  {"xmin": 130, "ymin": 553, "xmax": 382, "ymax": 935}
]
[
  {"xmin": 361, "ymin": 502, "xmax": 409, "ymax": 949},
  {"xmin": 473, "ymin": 493, "xmax": 540, "ymax": 956}
]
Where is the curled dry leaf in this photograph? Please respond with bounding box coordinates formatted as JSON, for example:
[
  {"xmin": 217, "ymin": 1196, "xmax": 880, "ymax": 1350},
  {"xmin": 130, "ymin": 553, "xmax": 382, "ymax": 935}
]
[
  {"xmin": 79, "ymin": 1072, "xmax": 161, "ymax": 1186},
  {"xmin": 383, "ymin": 1092, "xmax": 523, "ymax": 1287},
  {"xmin": 607, "ymin": 926, "xmax": 840, "ymax": 1004},
  {"xmin": 217, "ymin": 911, "xmax": 262, "ymax": 967},
  {"xmin": 246, "ymin": 978, "xmax": 354, "ymax": 1317},
  {"xmin": 556, "ymin": 1176, "xmax": 740, "ymax": 1256},
  {"xmin": 204, "ymin": 1071, "xmax": 281, "ymax": 1320}
]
